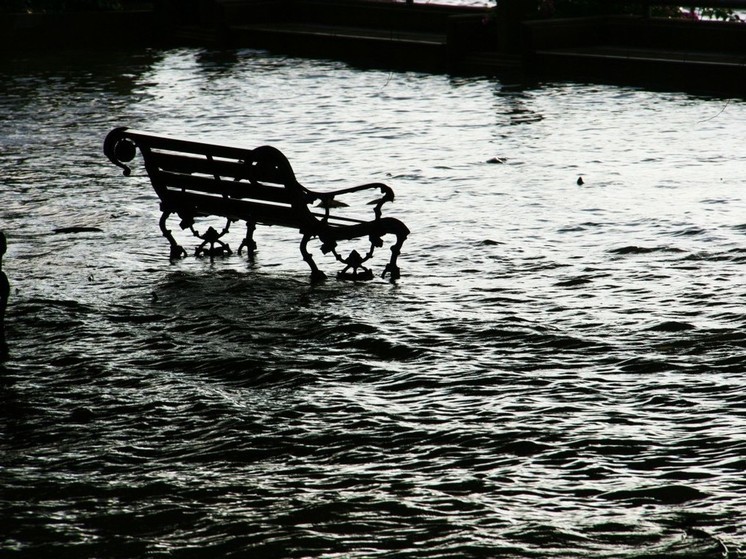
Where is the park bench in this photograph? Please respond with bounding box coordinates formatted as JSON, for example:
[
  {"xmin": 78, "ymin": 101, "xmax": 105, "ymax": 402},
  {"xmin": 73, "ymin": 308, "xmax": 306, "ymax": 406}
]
[{"xmin": 103, "ymin": 127, "xmax": 409, "ymax": 281}]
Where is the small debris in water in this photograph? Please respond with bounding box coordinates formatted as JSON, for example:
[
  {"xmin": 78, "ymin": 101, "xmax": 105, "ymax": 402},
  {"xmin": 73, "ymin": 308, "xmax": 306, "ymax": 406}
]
[
  {"xmin": 54, "ymin": 227, "xmax": 103, "ymax": 234},
  {"xmin": 69, "ymin": 407, "xmax": 95, "ymax": 423}
]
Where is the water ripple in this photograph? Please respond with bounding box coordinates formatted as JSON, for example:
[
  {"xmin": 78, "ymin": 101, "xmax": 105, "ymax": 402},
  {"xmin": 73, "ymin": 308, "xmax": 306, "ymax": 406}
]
[{"xmin": 1, "ymin": 48, "xmax": 745, "ymax": 558}]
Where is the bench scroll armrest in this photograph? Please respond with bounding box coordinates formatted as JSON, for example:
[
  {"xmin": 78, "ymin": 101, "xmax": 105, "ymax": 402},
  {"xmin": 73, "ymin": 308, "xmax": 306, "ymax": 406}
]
[
  {"xmin": 104, "ymin": 127, "xmax": 137, "ymax": 177},
  {"xmin": 310, "ymin": 182, "xmax": 395, "ymax": 220}
]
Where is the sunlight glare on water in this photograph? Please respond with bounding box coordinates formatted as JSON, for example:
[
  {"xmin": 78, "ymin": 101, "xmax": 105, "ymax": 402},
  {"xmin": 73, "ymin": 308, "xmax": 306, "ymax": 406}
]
[{"xmin": 1, "ymin": 47, "xmax": 745, "ymax": 558}]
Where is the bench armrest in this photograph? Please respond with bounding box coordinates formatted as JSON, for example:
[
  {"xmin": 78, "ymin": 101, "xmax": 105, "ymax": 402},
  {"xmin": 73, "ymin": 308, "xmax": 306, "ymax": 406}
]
[{"xmin": 307, "ymin": 182, "xmax": 395, "ymax": 220}]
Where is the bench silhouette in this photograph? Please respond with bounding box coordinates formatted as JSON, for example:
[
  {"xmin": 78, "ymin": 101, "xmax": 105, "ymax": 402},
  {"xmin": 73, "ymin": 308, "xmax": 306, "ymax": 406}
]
[{"xmin": 104, "ymin": 128, "xmax": 409, "ymax": 281}]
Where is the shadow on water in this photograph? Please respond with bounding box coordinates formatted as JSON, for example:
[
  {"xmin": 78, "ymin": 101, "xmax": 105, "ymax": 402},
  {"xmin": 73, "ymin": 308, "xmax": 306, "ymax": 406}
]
[
  {"xmin": 0, "ymin": 47, "xmax": 165, "ymax": 98},
  {"xmin": 93, "ymin": 269, "xmax": 404, "ymax": 390}
]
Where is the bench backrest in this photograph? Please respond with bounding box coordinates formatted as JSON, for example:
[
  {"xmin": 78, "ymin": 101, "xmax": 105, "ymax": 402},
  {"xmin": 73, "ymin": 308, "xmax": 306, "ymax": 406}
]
[{"xmin": 104, "ymin": 127, "xmax": 317, "ymax": 231}]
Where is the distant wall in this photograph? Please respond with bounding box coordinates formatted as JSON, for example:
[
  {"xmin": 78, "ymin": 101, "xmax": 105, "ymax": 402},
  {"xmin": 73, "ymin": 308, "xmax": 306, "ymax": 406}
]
[
  {"xmin": 522, "ymin": 14, "xmax": 746, "ymax": 52},
  {"xmin": 1, "ymin": 9, "xmax": 159, "ymax": 51}
]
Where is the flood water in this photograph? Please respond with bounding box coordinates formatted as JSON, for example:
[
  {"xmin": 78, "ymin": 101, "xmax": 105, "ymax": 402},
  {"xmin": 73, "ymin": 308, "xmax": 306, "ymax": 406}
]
[{"xmin": 1, "ymin": 47, "xmax": 745, "ymax": 558}]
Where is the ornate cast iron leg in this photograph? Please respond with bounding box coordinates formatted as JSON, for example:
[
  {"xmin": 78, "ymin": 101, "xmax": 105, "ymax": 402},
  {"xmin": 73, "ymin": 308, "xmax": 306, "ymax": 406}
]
[
  {"xmin": 159, "ymin": 211, "xmax": 187, "ymax": 259},
  {"xmin": 382, "ymin": 230, "xmax": 408, "ymax": 280},
  {"xmin": 237, "ymin": 220, "xmax": 257, "ymax": 260},
  {"xmin": 190, "ymin": 219, "xmax": 233, "ymax": 260},
  {"xmin": 336, "ymin": 249, "xmax": 374, "ymax": 281},
  {"xmin": 300, "ymin": 234, "xmax": 326, "ymax": 282},
  {"xmin": 327, "ymin": 237, "xmax": 375, "ymax": 281},
  {"xmin": 194, "ymin": 226, "xmax": 233, "ymax": 260}
]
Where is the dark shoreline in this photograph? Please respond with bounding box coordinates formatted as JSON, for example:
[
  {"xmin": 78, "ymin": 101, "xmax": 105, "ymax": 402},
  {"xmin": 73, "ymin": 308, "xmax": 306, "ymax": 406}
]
[
  {"xmin": 0, "ymin": 9, "xmax": 161, "ymax": 51},
  {"xmin": 2, "ymin": 0, "xmax": 744, "ymax": 97}
]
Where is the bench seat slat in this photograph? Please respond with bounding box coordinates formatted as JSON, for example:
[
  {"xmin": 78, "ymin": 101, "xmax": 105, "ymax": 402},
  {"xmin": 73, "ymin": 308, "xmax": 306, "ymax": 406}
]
[
  {"xmin": 154, "ymin": 170, "xmax": 293, "ymax": 205},
  {"xmin": 148, "ymin": 151, "xmax": 256, "ymax": 182},
  {"xmin": 166, "ymin": 191, "xmax": 303, "ymax": 228},
  {"xmin": 129, "ymin": 130, "xmax": 252, "ymax": 161},
  {"xmin": 166, "ymin": 191, "xmax": 367, "ymax": 229}
]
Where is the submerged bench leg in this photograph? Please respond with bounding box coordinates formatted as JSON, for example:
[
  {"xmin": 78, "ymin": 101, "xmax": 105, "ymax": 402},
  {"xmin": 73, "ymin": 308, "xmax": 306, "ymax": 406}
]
[
  {"xmin": 382, "ymin": 230, "xmax": 408, "ymax": 280},
  {"xmin": 159, "ymin": 211, "xmax": 187, "ymax": 259},
  {"xmin": 300, "ymin": 234, "xmax": 327, "ymax": 282},
  {"xmin": 237, "ymin": 220, "xmax": 257, "ymax": 260},
  {"xmin": 194, "ymin": 226, "xmax": 233, "ymax": 260}
]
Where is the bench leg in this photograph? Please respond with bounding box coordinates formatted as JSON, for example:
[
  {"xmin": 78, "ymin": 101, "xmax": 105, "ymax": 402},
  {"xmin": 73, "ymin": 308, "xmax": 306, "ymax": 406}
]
[
  {"xmin": 382, "ymin": 230, "xmax": 408, "ymax": 280},
  {"xmin": 237, "ymin": 220, "xmax": 257, "ymax": 260},
  {"xmin": 300, "ymin": 234, "xmax": 326, "ymax": 282},
  {"xmin": 159, "ymin": 211, "xmax": 187, "ymax": 259},
  {"xmin": 194, "ymin": 226, "xmax": 233, "ymax": 260}
]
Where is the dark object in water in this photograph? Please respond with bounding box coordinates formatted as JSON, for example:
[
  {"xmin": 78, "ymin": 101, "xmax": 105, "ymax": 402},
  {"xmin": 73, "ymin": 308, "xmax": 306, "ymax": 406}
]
[
  {"xmin": 69, "ymin": 407, "xmax": 95, "ymax": 423},
  {"xmin": 577, "ymin": 176, "xmax": 584, "ymax": 185},
  {"xmin": 598, "ymin": 484, "xmax": 707, "ymax": 505},
  {"xmin": 54, "ymin": 226, "xmax": 104, "ymax": 234},
  {"xmin": 1, "ymin": 231, "xmax": 8, "ymax": 361},
  {"xmin": 104, "ymin": 127, "xmax": 410, "ymax": 282}
]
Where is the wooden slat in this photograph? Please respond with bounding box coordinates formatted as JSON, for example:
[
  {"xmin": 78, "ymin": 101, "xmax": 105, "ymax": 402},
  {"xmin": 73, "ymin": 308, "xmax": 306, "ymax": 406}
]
[
  {"xmin": 163, "ymin": 191, "xmax": 367, "ymax": 230},
  {"xmin": 164, "ymin": 191, "xmax": 305, "ymax": 229},
  {"xmin": 148, "ymin": 150, "xmax": 297, "ymax": 186},
  {"xmin": 149, "ymin": 151, "xmax": 250, "ymax": 179},
  {"xmin": 153, "ymin": 170, "xmax": 293, "ymax": 205},
  {"xmin": 127, "ymin": 129, "xmax": 253, "ymax": 161}
]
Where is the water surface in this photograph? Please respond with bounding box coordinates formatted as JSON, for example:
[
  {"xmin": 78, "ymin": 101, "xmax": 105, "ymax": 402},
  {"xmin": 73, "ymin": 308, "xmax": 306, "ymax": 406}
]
[{"xmin": 1, "ymin": 47, "xmax": 745, "ymax": 558}]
